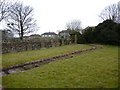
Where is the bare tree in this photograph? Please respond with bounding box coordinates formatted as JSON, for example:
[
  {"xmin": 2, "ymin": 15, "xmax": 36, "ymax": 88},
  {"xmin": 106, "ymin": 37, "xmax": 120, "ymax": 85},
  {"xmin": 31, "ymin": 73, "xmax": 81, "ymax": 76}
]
[
  {"xmin": 99, "ymin": 3, "xmax": 119, "ymax": 23},
  {"xmin": 0, "ymin": 0, "xmax": 10, "ymax": 22},
  {"xmin": 65, "ymin": 19, "xmax": 82, "ymax": 44},
  {"xmin": 66, "ymin": 19, "xmax": 82, "ymax": 31},
  {"xmin": 7, "ymin": 2, "xmax": 38, "ymax": 40}
]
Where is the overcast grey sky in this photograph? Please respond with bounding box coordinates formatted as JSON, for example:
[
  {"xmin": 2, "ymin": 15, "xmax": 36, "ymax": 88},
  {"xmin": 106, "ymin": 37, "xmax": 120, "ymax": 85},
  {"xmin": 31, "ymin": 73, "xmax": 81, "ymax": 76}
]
[{"xmin": 0, "ymin": 0, "xmax": 120, "ymax": 35}]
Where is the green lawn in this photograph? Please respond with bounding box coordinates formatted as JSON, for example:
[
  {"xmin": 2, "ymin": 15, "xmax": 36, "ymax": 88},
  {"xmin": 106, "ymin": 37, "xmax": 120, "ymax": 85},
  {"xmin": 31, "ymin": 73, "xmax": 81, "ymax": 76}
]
[
  {"xmin": 2, "ymin": 44, "xmax": 90, "ymax": 68},
  {"xmin": 2, "ymin": 44, "xmax": 118, "ymax": 88}
]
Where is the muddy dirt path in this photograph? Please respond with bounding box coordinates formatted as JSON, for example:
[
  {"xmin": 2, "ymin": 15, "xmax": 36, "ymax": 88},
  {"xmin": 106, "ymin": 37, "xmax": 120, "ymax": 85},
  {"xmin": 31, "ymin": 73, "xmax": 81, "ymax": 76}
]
[{"xmin": 0, "ymin": 44, "xmax": 103, "ymax": 77}]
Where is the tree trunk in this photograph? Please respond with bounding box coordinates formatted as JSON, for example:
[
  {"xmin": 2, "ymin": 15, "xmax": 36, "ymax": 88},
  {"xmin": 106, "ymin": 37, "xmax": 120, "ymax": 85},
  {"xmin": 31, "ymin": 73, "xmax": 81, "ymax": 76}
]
[
  {"xmin": 75, "ymin": 34, "xmax": 77, "ymax": 44},
  {"xmin": 20, "ymin": 20, "xmax": 23, "ymax": 40}
]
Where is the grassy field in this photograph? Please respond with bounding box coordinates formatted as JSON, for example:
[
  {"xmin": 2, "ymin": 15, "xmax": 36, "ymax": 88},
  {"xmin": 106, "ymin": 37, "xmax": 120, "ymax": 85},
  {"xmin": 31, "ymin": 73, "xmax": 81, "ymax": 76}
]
[
  {"xmin": 2, "ymin": 44, "xmax": 90, "ymax": 68},
  {"xmin": 2, "ymin": 44, "xmax": 118, "ymax": 88}
]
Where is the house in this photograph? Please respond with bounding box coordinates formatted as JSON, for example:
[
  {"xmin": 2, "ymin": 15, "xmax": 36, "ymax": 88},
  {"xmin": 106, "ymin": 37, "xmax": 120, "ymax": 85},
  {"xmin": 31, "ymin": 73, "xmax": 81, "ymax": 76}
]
[
  {"xmin": 0, "ymin": 30, "xmax": 14, "ymax": 40},
  {"xmin": 41, "ymin": 32, "xmax": 57, "ymax": 38},
  {"xmin": 58, "ymin": 30, "xmax": 70, "ymax": 38},
  {"xmin": 59, "ymin": 30, "xmax": 84, "ymax": 38},
  {"xmin": 81, "ymin": 26, "xmax": 95, "ymax": 34},
  {"xmin": 29, "ymin": 34, "xmax": 41, "ymax": 38}
]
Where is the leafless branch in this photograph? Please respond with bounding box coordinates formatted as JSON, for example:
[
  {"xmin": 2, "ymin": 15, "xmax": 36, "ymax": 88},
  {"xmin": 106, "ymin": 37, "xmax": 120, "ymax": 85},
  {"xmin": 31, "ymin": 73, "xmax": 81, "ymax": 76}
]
[
  {"xmin": 0, "ymin": 0, "xmax": 11, "ymax": 22},
  {"xmin": 99, "ymin": 3, "xmax": 119, "ymax": 23},
  {"xmin": 66, "ymin": 19, "xmax": 82, "ymax": 31},
  {"xmin": 7, "ymin": 1, "xmax": 38, "ymax": 40}
]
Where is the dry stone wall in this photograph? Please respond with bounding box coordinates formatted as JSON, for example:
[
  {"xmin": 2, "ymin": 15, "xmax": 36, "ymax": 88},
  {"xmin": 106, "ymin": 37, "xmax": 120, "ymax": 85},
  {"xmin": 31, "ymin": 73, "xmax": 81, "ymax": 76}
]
[{"xmin": 2, "ymin": 38, "xmax": 70, "ymax": 54}]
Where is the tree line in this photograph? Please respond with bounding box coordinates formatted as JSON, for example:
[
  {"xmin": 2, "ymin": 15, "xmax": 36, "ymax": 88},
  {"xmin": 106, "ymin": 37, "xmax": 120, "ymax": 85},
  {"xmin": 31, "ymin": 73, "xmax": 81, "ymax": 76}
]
[
  {"xmin": 65, "ymin": 2, "xmax": 120, "ymax": 46},
  {"xmin": 79, "ymin": 20, "xmax": 120, "ymax": 45},
  {"xmin": 66, "ymin": 20, "xmax": 119, "ymax": 46}
]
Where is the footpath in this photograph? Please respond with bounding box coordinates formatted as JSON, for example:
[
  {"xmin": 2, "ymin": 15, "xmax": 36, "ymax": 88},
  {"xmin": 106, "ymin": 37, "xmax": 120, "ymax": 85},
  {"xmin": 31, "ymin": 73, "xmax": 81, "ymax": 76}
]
[{"xmin": 1, "ymin": 44, "xmax": 103, "ymax": 77}]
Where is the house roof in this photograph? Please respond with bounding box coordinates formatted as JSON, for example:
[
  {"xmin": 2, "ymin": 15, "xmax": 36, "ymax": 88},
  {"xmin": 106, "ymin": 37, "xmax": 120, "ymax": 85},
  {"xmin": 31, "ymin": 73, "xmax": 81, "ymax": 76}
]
[
  {"xmin": 41, "ymin": 32, "xmax": 57, "ymax": 35},
  {"xmin": 30, "ymin": 34, "xmax": 41, "ymax": 37},
  {"xmin": 59, "ymin": 30, "xmax": 69, "ymax": 33}
]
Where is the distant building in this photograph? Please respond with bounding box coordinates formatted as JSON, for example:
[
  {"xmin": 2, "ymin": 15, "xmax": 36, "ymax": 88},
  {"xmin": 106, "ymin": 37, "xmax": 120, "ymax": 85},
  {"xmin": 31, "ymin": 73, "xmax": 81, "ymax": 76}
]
[
  {"xmin": 23, "ymin": 36, "xmax": 29, "ymax": 38},
  {"xmin": 82, "ymin": 26, "xmax": 95, "ymax": 34},
  {"xmin": 0, "ymin": 30, "xmax": 14, "ymax": 40},
  {"xmin": 59, "ymin": 30, "xmax": 83, "ymax": 38},
  {"xmin": 29, "ymin": 34, "xmax": 41, "ymax": 38},
  {"xmin": 58, "ymin": 30, "xmax": 70, "ymax": 38},
  {"xmin": 41, "ymin": 32, "xmax": 57, "ymax": 38}
]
